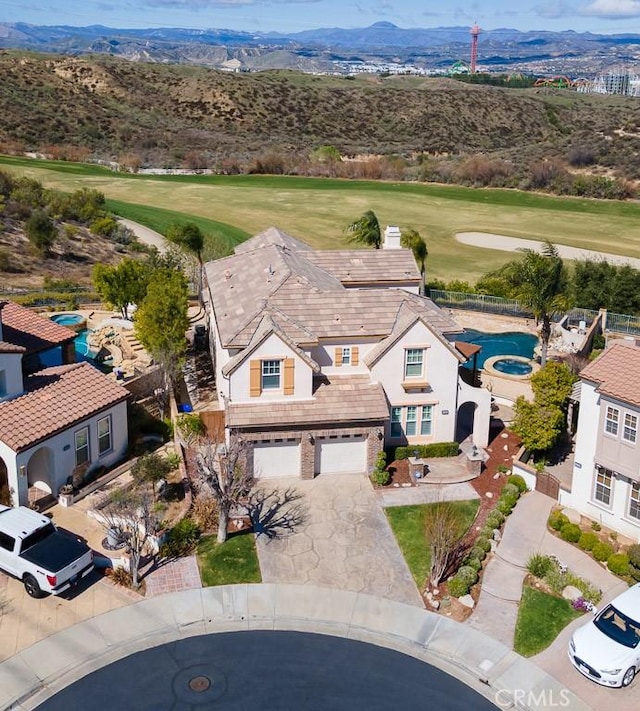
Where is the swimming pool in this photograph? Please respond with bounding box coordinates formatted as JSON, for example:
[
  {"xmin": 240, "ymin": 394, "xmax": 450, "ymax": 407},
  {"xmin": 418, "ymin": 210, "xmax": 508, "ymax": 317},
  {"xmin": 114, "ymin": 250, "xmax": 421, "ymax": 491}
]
[
  {"xmin": 50, "ymin": 313, "xmax": 87, "ymax": 330},
  {"xmin": 457, "ymin": 329, "xmax": 538, "ymax": 369}
]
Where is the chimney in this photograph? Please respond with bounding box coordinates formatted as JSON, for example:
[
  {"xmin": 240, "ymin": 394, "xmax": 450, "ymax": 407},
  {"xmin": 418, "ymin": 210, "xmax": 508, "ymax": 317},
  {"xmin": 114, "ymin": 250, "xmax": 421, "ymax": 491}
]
[{"xmin": 383, "ymin": 225, "xmax": 402, "ymax": 250}]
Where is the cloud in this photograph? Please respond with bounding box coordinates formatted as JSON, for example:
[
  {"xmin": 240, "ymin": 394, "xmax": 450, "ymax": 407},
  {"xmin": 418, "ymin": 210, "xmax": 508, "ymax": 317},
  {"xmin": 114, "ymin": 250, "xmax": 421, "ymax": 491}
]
[
  {"xmin": 141, "ymin": 0, "xmax": 321, "ymax": 7},
  {"xmin": 582, "ymin": 0, "xmax": 640, "ymax": 17},
  {"xmin": 533, "ymin": 1, "xmax": 576, "ymax": 19}
]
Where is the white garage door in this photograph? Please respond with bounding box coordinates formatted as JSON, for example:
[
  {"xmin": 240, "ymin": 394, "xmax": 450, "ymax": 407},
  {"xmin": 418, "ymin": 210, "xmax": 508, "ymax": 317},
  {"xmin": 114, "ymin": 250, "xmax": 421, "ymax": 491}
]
[
  {"xmin": 253, "ymin": 440, "xmax": 301, "ymax": 478},
  {"xmin": 315, "ymin": 435, "xmax": 367, "ymax": 475}
]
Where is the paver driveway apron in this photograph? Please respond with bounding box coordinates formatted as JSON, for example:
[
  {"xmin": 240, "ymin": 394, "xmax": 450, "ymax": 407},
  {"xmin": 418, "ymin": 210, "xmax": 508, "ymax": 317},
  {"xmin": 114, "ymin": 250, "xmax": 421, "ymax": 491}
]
[{"xmin": 255, "ymin": 474, "xmax": 423, "ymax": 607}]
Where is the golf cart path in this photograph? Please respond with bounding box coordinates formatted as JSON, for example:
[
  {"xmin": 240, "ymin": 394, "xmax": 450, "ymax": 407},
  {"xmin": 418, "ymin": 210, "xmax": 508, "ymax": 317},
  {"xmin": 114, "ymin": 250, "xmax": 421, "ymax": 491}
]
[
  {"xmin": 119, "ymin": 218, "xmax": 168, "ymax": 253},
  {"xmin": 456, "ymin": 232, "xmax": 640, "ymax": 269}
]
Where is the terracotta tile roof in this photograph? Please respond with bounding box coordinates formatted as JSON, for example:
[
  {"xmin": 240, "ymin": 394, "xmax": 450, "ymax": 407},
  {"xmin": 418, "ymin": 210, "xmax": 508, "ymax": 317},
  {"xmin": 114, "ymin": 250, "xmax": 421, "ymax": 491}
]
[
  {"xmin": 0, "ymin": 340, "xmax": 25, "ymax": 354},
  {"xmin": 0, "ymin": 362, "xmax": 130, "ymax": 452},
  {"xmin": 580, "ymin": 342, "xmax": 640, "ymax": 408},
  {"xmin": 0, "ymin": 301, "xmax": 76, "ymax": 354},
  {"xmin": 227, "ymin": 375, "xmax": 389, "ymax": 428},
  {"xmin": 304, "ymin": 249, "xmax": 421, "ymax": 285}
]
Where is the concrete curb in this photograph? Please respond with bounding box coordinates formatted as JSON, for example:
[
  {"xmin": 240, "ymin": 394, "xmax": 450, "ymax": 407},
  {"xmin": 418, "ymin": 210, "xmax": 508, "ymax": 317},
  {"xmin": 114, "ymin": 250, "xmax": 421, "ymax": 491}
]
[{"xmin": 0, "ymin": 584, "xmax": 590, "ymax": 711}]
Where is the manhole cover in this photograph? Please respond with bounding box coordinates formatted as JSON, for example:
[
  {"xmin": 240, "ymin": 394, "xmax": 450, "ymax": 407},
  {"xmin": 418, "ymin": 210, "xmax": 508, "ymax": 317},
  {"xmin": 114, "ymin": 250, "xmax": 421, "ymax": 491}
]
[
  {"xmin": 173, "ymin": 664, "xmax": 226, "ymax": 704},
  {"xmin": 188, "ymin": 676, "xmax": 211, "ymax": 692}
]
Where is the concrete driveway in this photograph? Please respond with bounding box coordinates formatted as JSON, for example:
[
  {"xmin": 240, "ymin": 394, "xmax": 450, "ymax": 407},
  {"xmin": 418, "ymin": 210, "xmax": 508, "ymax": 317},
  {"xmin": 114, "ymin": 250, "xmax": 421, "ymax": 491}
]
[{"xmin": 255, "ymin": 474, "xmax": 423, "ymax": 607}]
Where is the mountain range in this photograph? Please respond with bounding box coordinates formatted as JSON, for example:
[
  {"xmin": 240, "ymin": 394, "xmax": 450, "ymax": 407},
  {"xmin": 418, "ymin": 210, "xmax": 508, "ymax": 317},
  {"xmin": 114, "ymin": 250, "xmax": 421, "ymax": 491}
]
[{"xmin": 1, "ymin": 21, "xmax": 640, "ymax": 75}]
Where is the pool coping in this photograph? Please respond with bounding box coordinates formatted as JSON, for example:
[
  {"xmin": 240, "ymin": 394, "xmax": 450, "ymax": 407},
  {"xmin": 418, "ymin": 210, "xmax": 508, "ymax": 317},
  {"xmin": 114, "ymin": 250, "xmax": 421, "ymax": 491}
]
[{"xmin": 483, "ymin": 355, "xmax": 540, "ymax": 381}]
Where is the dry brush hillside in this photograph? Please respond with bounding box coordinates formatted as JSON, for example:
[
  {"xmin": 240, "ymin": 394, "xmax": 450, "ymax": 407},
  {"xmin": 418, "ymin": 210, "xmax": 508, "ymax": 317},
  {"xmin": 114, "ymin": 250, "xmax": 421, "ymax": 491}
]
[{"xmin": 1, "ymin": 51, "xmax": 640, "ymax": 175}]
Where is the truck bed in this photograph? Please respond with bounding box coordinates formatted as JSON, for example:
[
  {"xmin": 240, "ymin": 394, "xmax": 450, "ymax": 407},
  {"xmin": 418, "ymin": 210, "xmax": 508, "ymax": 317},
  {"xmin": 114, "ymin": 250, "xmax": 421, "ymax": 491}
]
[{"xmin": 21, "ymin": 530, "xmax": 90, "ymax": 573}]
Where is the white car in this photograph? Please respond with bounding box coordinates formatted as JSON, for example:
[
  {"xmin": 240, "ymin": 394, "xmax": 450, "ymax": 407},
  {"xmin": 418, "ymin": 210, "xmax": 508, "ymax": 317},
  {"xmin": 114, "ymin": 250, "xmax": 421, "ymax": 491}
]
[{"xmin": 569, "ymin": 583, "xmax": 640, "ymax": 688}]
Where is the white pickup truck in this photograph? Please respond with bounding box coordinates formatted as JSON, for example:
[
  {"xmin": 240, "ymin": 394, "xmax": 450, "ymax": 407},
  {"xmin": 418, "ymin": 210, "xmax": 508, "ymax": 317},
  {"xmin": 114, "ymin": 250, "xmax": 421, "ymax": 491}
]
[{"xmin": 0, "ymin": 505, "xmax": 94, "ymax": 598}]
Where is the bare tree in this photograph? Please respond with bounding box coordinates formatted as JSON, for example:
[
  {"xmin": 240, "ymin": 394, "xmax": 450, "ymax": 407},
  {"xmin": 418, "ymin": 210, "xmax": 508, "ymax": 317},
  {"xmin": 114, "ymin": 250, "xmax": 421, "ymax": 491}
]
[
  {"xmin": 99, "ymin": 487, "xmax": 157, "ymax": 589},
  {"xmin": 192, "ymin": 430, "xmax": 254, "ymax": 543},
  {"xmin": 424, "ymin": 501, "xmax": 467, "ymax": 588}
]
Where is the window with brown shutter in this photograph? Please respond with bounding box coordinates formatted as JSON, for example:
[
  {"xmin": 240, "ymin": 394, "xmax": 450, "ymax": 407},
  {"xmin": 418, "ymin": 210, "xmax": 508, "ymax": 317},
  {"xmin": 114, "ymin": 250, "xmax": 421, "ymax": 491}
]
[
  {"xmin": 352, "ymin": 346, "xmax": 359, "ymax": 365},
  {"xmin": 335, "ymin": 347, "xmax": 342, "ymax": 367},
  {"xmin": 283, "ymin": 357, "xmax": 295, "ymax": 395},
  {"xmin": 250, "ymin": 359, "xmax": 261, "ymax": 397}
]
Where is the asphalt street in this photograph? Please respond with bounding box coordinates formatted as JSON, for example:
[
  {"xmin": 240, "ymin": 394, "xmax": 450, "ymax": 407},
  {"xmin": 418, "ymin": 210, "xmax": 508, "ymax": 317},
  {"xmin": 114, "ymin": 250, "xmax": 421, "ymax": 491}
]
[{"xmin": 35, "ymin": 630, "xmax": 498, "ymax": 710}]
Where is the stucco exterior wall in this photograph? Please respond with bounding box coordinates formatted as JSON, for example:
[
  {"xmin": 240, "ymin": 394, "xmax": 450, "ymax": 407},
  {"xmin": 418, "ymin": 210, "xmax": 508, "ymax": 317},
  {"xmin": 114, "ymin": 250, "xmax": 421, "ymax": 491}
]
[{"xmin": 0, "ymin": 352, "xmax": 23, "ymax": 400}]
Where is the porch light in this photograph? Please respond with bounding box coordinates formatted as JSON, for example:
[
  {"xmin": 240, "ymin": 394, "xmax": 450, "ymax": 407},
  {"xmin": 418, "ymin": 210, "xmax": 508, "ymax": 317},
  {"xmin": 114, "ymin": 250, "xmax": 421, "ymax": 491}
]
[{"xmin": 19, "ymin": 465, "xmax": 26, "ymax": 477}]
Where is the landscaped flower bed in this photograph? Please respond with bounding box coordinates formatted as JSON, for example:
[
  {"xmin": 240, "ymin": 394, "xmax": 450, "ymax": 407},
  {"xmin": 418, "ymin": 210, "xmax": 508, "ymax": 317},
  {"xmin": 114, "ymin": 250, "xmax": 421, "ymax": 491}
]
[{"xmin": 548, "ymin": 508, "xmax": 640, "ymax": 585}]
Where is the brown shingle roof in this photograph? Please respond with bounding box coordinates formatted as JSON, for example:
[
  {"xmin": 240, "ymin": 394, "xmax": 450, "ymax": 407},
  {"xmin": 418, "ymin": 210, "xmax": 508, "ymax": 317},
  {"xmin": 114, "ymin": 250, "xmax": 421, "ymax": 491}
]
[
  {"xmin": 580, "ymin": 342, "xmax": 640, "ymax": 408},
  {"xmin": 227, "ymin": 375, "xmax": 388, "ymax": 428},
  {"xmin": 234, "ymin": 226, "xmax": 313, "ymax": 255},
  {"xmin": 0, "ymin": 340, "xmax": 25, "ymax": 354},
  {"xmin": 0, "ymin": 301, "xmax": 76, "ymax": 354},
  {"xmin": 304, "ymin": 249, "xmax": 421, "ymax": 285},
  {"xmin": 0, "ymin": 362, "xmax": 130, "ymax": 452}
]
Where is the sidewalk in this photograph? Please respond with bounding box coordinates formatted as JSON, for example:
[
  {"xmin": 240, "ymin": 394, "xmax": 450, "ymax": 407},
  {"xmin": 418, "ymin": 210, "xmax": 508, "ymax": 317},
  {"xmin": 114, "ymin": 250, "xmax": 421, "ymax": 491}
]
[{"xmin": 468, "ymin": 491, "xmax": 626, "ymax": 646}]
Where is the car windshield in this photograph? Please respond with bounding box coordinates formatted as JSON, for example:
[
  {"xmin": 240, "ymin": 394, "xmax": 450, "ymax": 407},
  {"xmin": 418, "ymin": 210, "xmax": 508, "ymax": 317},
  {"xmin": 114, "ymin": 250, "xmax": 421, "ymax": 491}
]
[
  {"xmin": 594, "ymin": 604, "xmax": 640, "ymax": 649},
  {"xmin": 21, "ymin": 523, "xmax": 56, "ymax": 552}
]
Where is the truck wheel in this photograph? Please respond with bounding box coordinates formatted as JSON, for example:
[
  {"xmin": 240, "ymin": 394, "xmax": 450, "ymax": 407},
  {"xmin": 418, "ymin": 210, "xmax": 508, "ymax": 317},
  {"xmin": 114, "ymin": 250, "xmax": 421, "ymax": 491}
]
[{"xmin": 23, "ymin": 574, "xmax": 45, "ymax": 598}]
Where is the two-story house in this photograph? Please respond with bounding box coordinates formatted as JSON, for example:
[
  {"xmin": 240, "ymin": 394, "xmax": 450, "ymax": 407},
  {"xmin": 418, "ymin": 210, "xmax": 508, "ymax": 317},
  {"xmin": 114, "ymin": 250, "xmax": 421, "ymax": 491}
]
[
  {"xmin": 560, "ymin": 342, "xmax": 640, "ymax": 541},
  {"xmin": 202, "ymin": 227, "xmax": 491, "ymax": 480},
  {"xmin": 0, "ymin": 301, "xmax": 130, "ymax": 506}
]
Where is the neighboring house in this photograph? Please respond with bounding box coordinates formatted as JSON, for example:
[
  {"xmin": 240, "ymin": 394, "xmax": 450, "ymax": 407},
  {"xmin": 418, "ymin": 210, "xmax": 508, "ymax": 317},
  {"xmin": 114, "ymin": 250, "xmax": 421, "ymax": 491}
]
[
  {"xmin": 560, "ymin": 342, "xmax": 640, "ymax": 541},
  {"xmin": 0, "ymin": 301, "xmax": 130, "ymax": 506},
  {"xmin": 202, "ymin": 226, "xmax": 490, "ymax": 480}
]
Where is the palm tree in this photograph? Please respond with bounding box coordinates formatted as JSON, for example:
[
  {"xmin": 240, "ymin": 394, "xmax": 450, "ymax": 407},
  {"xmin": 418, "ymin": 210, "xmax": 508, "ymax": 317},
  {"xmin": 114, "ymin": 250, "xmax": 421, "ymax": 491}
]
[
  {"xmin": 506, "ymin": 241, "xmax": 570, "ymax": 366},
  {"xmin": 345, "ymin": 210, "xmax": 381, "ymax": 249},
  {"xmin": 401, "ymin": 228, "xmax": 428, "ymax": 293}
]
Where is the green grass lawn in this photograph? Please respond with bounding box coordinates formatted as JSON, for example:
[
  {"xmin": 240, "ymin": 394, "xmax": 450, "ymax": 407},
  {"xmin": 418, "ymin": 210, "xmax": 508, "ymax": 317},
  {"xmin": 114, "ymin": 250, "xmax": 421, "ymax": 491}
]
[
  {"xmin": 196, "ymin": 532, "xmax": 261, "ymax": 587},
  {"xmin": 514, "ymin": 586, "xmax": 582, "ymax": 657},
  {"xmin": 385, "ymin": 500, "xmax": 480, "ymax": 586},
  {"xmin": 3, "ymin": 155, "xmax": 640, "ymax": 282}
]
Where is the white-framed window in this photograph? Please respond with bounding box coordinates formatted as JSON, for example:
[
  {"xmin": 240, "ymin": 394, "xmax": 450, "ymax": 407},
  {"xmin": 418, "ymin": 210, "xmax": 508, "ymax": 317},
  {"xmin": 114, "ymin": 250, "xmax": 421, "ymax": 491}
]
[
  {"xmin": 261, "ymin": 360, "xmax": 281, "ymax": 390},
  {"xmin": 97, "ymin": 416, "xmax": 112, "ymax": 455},
  {"xmin": 406, "ymin": 406, "xmax": 417, "ymax": 436},
  {"xmin": 404, "ymin": 348, "xmax": 424, "ymax": 378},
  {"xmin": 623, "ymin": 413, "xmax": 638, "ymax": 444},
  {"xmin": 341, "ymin": 347, "xmax": 351, "ymax": 366},
  {"xmin": 605, "ymin": 406, "xmax": 619, "ymax": 436},
  {"xmin": 75, "ymin": 427, "xmax": 90, "ymax": 467},
  {"xmin": 390, "ymin": 407, "xmax": 402, "ymax": 438},
  {"xmin": 594, "ymin": 467, "xmax": 613, "ymax": 506},
  {"xmin": 421, "ymin": 405, "xmax": 433, "ymax": 436},
  {"xmin": 629, "ymin": 482, "xmax": 640, "ymax": 521}
]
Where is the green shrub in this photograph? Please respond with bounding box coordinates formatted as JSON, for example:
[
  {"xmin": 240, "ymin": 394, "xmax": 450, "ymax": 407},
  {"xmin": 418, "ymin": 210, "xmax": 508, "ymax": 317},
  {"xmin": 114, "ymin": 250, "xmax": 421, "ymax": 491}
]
[
  {"xmin": 486, "ymin": 509, "xmax": 505, "ymax": 528},
  {"xmin": 560, "ymin": 523, "xmax": 582, "ymax": 543},
  {"xmin": 394, "ymin": 442, "xmax": 459, "ymax": 460},
  {"xmin": 565, "ymin": 574, "xmax": 602, "ymax": 604},
  {"xmin": 497, "ymin": 498, "xmax": 514, "ymax": 516},
  {"xmin": 501, "ymin": 490, "xmax": 519, "ymax": 507},
  {"xmin": 470, "ymin": 545, "xmax": 486, "ymax": 562},
  {"xmin": 548, "ymin": 510, "xmax": 569, "ymax": 531},
  {"xmin": 448, "ymin": 575, "xmax": 470, "ymax": 598},
  {"xmin": 370, "ymin": 468, "xmax": 390, "ymax": 486},
  {"xmin": 630, "ymin": 565, "xmax": 640, "ymax": 582},
  {"xmin": 160, "ymin": 517, "xmax": 200, "ymax": 558},
  {"xmin": 457, "ymin": 565, "xmax": 479, "ymax": 586},
  {"xmin": 166, "ymin": 451, "xmax": 181, "ymax": 470},
  {"xmin": 480, "ymin": 525, "xmax": 495, "ymax": 540},
  {"xmin": 527, "ymin": 553, "xmax": 554, "ymax": 578},
  {"xmin": 544, "ymin": 567, "xmax": 567, "ymax": 595},
  {"xmin": 464, "ymin": 557, "xmax": 482, "ymax": 572},
  {"xmin": 591, "ymin": 521, "xmax": 601, "ymax": 532},
  {"xmin": 501, "ymin": 482, "xmax": 521, "ymax": 499},
  {"xmin": 508, "ymin": 474, "xmax": 528, "ymax": 493},
  {"xmin": 578, "ymin": 532, "xmax": 599, "ymax": 551},
  {"xmin": 477, "ymin": 536, "xmax": 492, "ymax": 553},
  {"xmin": 592, "ymin": 541, "xmax": 614, "ymax": 562},
  {"xmin": 607, "ymin": 553, "xmax": 630, "ymax": 577},
  {"xmin": 627, "ymin": 544, "xmax": 640, "ymax": 569}
]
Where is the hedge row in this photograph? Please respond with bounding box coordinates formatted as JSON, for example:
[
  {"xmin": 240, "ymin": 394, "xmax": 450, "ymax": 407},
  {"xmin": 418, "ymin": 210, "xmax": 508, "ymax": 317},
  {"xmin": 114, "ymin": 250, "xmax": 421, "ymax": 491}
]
[{"xmin": 393, "ymin": 442, "xmax": 459, "ymax": 460}]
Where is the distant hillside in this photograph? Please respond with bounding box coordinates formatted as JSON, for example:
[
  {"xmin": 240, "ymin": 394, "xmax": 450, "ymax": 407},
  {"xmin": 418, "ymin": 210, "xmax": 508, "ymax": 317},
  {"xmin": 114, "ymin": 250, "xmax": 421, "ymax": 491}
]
[{"xmin": 1, "ymin": 51, "xmax": 640, "ymax": 189}]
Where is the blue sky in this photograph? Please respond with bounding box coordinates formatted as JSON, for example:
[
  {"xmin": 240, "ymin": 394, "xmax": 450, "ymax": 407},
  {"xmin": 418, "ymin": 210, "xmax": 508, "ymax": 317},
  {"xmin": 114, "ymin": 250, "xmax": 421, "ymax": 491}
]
[{"xmin": 2, "ymin": 0, "xmax": 640, "ymax": 34}]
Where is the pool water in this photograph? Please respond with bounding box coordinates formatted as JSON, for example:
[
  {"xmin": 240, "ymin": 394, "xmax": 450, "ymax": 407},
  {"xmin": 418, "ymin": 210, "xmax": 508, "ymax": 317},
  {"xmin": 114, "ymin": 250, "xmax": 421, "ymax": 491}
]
[
  {"xmin": 493, "ymin": 358, "xmax": 533, "ymax": 376},
  {"xmin": 74, "ymin": 329, "xmax": 113, "ymax": 372},
  {"xmin": 457, "ymin": 329, "xmax": 537, "ymax": 369},
  {"xmin": 51, "ymin": 313, "xmax": 85, "ymax": 327}
]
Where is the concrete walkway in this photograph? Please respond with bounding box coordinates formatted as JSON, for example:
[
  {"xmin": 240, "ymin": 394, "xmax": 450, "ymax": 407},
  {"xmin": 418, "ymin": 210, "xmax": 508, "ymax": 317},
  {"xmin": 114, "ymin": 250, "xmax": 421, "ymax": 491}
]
[
  {"xmin": 119, "ymin": 218, "xmax": 168, "ymax": 253},
  {"xmin": 468, "ymin": 490, "xmax": 637, "ymax": 709},
  {"xmin": 255, "ymin": 474, "xmax": 423, "ymax": 607},
  {"xmin": 378, "ymin": 481, "xmax": 479, "ymax": 507}
]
